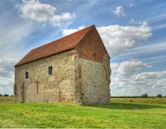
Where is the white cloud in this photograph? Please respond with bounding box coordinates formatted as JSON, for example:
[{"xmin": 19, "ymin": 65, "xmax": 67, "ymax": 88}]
[
  {"xmin": 111, "ymin": 60, "xmax": 146, "ymax": 81},
  {"xmin": 98, "ymin": 22, "xmax": 152, "ymax": 56},
  {"xmin": 113, "ymin": 6, "xmax": 125, "ymax": 17},
  {"xmin": 115, "ymin": 60, "xmax": 146, "ymax": 77},
  {"xmin": 18, "ymin": 0, "xmax": 56, "ymax": 22},
  {"xmin": 17, "ymin": 0, "xmax": 75, "ymax": 27},
  {"xmin": 111, "ymin": 60, "xmax": 166, "ymax": 96},
  {"xmin": 63, "ymin": 23, "xmax": 152, "ymax": 57}
]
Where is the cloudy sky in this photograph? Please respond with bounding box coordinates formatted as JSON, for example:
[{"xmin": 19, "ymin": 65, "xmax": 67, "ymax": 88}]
[{"xmin": 0, "ymin": 0, "xmax": 166, "ymax": 96}]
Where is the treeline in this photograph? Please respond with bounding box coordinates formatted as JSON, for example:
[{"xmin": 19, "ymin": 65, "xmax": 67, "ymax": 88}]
[
  {"xmin": 112, "ymin": 94, "xmax": 165, "ymax": 98},
  {"xmin": 0, "ymin": 94, "xmax": 14, "ymax": 97}
]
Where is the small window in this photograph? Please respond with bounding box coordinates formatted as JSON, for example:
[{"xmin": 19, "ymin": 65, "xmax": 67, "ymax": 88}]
[
  {"xmin": 25, "ymin": 72, "xmax": 29, "ymax": 79},
  {"xmin": 48, "ymin": 66, "xmax": 53, "ymax": 75}
]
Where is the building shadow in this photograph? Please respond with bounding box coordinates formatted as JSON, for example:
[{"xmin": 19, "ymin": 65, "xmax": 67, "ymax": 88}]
[{"xmin": 88, "ymin": 102, "xmax": 166, "ymax": 110}]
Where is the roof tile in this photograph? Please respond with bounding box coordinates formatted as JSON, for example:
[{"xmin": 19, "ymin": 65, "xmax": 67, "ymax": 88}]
[{"xmin": 16, "ymin": 25, "xmax": 94, "ymax": 66}]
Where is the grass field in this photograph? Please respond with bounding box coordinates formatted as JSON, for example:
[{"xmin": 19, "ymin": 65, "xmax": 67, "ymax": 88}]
[{"xmin": 0, "ymin": 97, "xmax": 165, "ymax": 128}]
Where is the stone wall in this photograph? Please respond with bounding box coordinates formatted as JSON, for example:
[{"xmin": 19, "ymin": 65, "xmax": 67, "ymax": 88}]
[
  {"xmin": 15, "ymin": 49, "xmax": 111, "ymax": 104},
  {"xmin": 15, "ymin": 49, "xmax": 79, "ymax": 103},
  {"xmin": 75, "ymin": 54, "xmax": 111, "ymax": 105}
]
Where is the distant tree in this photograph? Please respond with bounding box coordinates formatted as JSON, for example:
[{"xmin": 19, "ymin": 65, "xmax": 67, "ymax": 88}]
[
  {"xmin": 0, "ymin": 94, "xmax": 1, "ymax": 96},
  {"xmin": 4, "ymin": 94, "xmax": 8, "ymax": 96},
  {"xmin": 142, "ymin": 93, "xmax": 148, "ymax": 98},
  {"xmin": 157, "ymin": 94, "xmax": 162, "ymax": 98}
]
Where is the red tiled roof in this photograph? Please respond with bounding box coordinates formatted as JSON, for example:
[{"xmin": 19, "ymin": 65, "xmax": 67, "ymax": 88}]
[{"xmin": 15, "ymin": 25, "xmax": 95, "ymax": 66}]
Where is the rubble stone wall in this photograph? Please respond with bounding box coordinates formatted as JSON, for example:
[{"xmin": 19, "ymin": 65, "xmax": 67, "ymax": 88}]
[
  {"xmin": 75, "ymin": 54, "xmax": 111, "ymax": 105},
  {"xmin": 15, "ymin": 49, "xmax": 111, "ymax": 104},
  {"xmin": 15, "ymin": 49, "xmax": 78, "ymax": 103}
]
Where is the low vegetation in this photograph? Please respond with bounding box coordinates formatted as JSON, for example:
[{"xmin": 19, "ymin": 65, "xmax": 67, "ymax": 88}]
[{"xmin": 0, "ymin": 96, "xmax": 165, "ymax": 128}]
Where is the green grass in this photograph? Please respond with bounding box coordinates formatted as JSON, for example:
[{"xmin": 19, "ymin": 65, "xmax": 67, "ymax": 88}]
[{"xmin": 0, "ymin": 97, "xmax": 165, "ymax": 128}]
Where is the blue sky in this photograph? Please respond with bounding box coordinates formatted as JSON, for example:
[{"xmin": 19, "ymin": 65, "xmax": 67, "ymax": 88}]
[{"xmin": 0, "ymin": 0, "xmax": 166, "ymax": 96}]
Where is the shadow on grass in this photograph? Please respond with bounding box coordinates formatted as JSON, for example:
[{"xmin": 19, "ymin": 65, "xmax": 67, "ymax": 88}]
[{"xmin": 89, "ymin": 102, "xmax": 166, "ymax": 110}]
